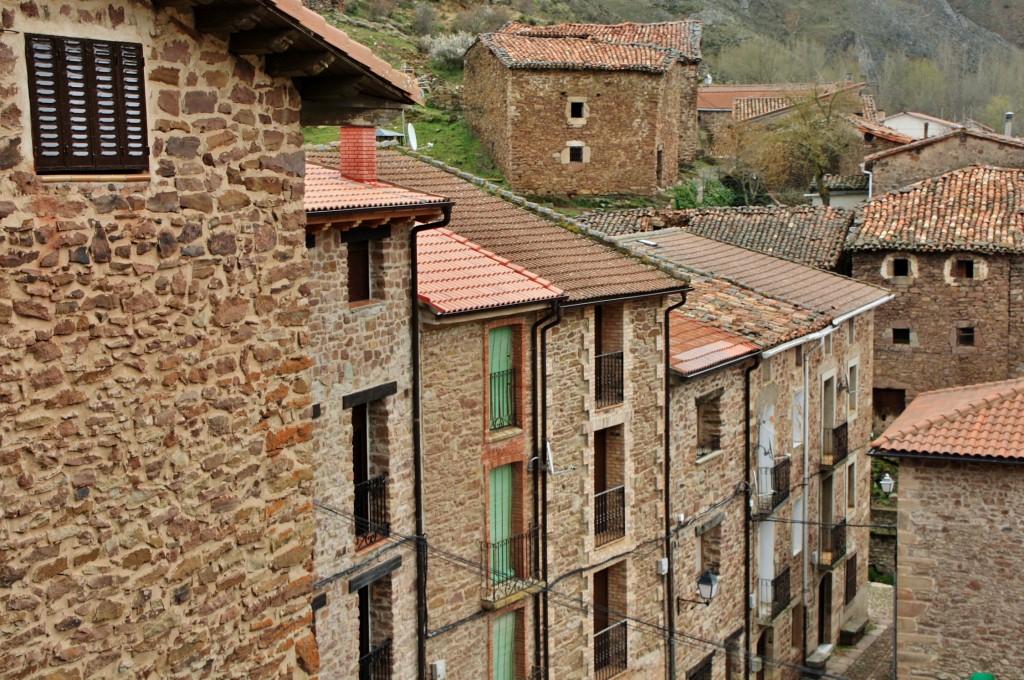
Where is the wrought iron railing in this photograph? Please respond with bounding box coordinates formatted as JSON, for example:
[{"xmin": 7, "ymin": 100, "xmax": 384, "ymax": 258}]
[
  {"xmin": 755, "ymin": 456, "xmax": 791, "ymax": 514},
  {"xmin": 358, "ymin": 638, "xmax": 392, "ymax": 680},
  {"xmin": 594, "ymin": 620, "xmax": 628, "ymax": 679},
  {"xmin": 595, "ymin": 485, "xmax": 626, "ymax": 545},
  {"xmin": 757, "ymin": 566, "xmax": 791, "ymax": 621},
  {"xmin": 822, "ymin": 421, "xmax": 849, "ymax": 466},
  {"xmin": 696, "ymin": 435, "xmax": 721, "ymax": 459},
  {"xmin": 489, "ymin": 368, "xmax": 516, "ymax": 430},
  {"xmin": 354, "ymin": 474, "xmax": 389, "ymax": 550},
  {"xmin": 820, "ymin": 518, "xmax": 847, "ymax": 567},
  {"xmin": 482, "ymin": 525, "xmax": 540, "ymax": 602},
  {"xmin": 595, "ymin": 351, "xmax": 624, "ymax": 408}
]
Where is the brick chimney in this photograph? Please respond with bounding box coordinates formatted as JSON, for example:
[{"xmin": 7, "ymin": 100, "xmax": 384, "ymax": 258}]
[{"xmin": 340, "ymin": 126, "xmax": 377, "ymax": 183}]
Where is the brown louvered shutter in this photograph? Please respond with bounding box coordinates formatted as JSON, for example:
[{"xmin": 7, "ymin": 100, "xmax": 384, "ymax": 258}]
[{"xmin": 26, "ymin": 34, "xmax": 148, "ymax": 174}]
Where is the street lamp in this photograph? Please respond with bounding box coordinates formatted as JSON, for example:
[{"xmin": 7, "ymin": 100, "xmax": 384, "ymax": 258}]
[
  {"xmin": 679, "ymin": 569, "xmax": 720, "ymax": 608},
  {"xmin": 879, "ymin": 472, "xmax": 895, "ymax": 496},
  {"xmin": 878, "ymin": 473, "xmax": 897, "ymax": 680}
]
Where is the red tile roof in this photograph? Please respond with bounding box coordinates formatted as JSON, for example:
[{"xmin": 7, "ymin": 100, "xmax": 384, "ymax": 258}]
[
  {"xmin": 479, "ymin": 33, "xmax": 678, "ymax": 73},
  {"xmin": 307, "ymin": 149, "xmax": 688, "ymax": 303},
  {"xmin": 733, "ymin": 96, "xmax": 794, "ymax": 121},
  {"xmin": 669, "ymin": 315, "xmax": 759, "ymax": 375},
  {"xmin": 697, "ymin": 84, "xmax": 820, "ymax": 111},
  {"xmin": 848, "ymin": 115, "xmax": 914, "ymax": 144},
  {"xmin": 304, "ymin": 161, "xmax": 448, "ymax": 212},
  {"xmin": 500, "ymin": 20, "xmax": 702, "ymax": 62},
  {"xmin": 580, "ymin": 206, "xmax": 853, "ymax": 270},
  {"xmin": 623, "ymin": 229, "xmax": 891, "ymax": 320},
  {"xmin": 417, "ymin": 228, "xmax": 565, "ymax": 316},
  {"xmin": 871, "ymin": 377, "xmax": 1024, "ymax": 460},
  {"xmin": 851, "ymin": 165, "xmax": 1024, "ymax": 254},
  {"xmin": 863, "ymin": 127, "xmax": 1024, "ymax": 166}
]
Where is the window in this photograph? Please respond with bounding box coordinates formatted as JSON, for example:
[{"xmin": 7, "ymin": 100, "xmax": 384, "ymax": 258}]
[
  {"xmin": 892, "ymin": 328, "xmax": 911, "ymax": 345},
  {"xmin": 594, "ymin": 427, "xmax": 626, "ymax": 545},
  {"xmin": 489, "ymin": 327, "xmax": 517, "ymax": 429},
  {"xmin": 795, "ymin": 345, "xmax": 803, "ymax": 367},
  {"xmin": 954, "ymin": 258, "xmax": 974, "ymax": 279},
  {"xmin": 594, "ymin": 563, "xmax": 627, "ymax": 679},
  {"xmin": 792, "ymin": 494, "xmax": 803, "ymax": 555},
  {"xmin": 696, "ymin": 391, "xmax": 723, "ymax": 458},
  {"xmin": 957, "ymin": 326, "xmax": 975, "ymax": 347},
  {"xmin": 792, "ymin": 390, "xmax": 804, "ymax": 447},
  {"xmin": 698, "ymin": 523, "xmax": 722, "ymax": 575},
  {"xmin": 594, "ymin": 304, "xmax": 624, "ymax": 408},
  {"xmin": 357, "ymin": 578, "xmax": 393, "ymax": 679},
  {"xmin": 570, "ymin": 101, "xmax": 585, "ymax": 119},
  {"xmin": 844, "ymin": 554, "xmax": 858, "ymax": 605},
  {"xmin": 569, "ymin": 145, "xmax": 584, "ymax": 163},
  {"xmin": 348, "ymin": 239, "xmax": 371, "ymax": 303},
  {"xmin": 791, "ymin": 605, "xmax": 804, "ymax": 648},
  {"xmin": 489, "ymin": 464, "xmax": 515, "ymax": 585},
  {"xmin": 492, "ymin": 610, "xmax": 517, "ymax": 680},
  {"xmin": 686, "ymin": 653, "xmax": 714, "ymax": 680},
  {"xmin": 823, "ymin": 333, "xmax": 833, "ymax": 355},
  {"xmin": 892, "ymin": 258, "xmax": 910, "ymax": 277},
  {"xmin": 352, "ymin": 401, "xmax": 390, "ymax": 549},
  {"xmin": 847, "ymin": 363, "xmax": 859, "ymax": 418},
  {"xmin": 847, "ymin": 318, "xmax": 856, "ymax": 343},
  {"xmin": 847, "ymin": 461, "xmax": 856, "ymax": 511},
  {"xmin": 26, "ymin": 34, "xmax": 148, "ymax": 174}
]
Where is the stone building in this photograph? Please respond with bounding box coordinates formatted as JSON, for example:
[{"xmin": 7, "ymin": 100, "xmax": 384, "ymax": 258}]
[
  {"xmin": 870, "ymin": 377, "xmax": 1024, "ymax": 679},
  {"xmin": 879, "ymin": 111, "xmax": 961, "ymax": 141},
  {"xmin": 619, "ymin": 228, "xmax": 891, "ymax": 677},
  {"xmin": 0, "ymin": 0, "xmax": 422, "ymax": 677},
  {"xmin": 848, "ymin": 165, "xmax": 1024, "ymax": 425},
  {"xmin": 863, "ymin": 128, "xmax": 1024, "ymax": 195},
  {"xmin": 463, "ymin": 21, "xmax": 702, "ymax": 196}
]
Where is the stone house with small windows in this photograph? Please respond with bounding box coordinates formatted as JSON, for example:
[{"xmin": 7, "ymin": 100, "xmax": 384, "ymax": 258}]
[
  {"xmin": 0, "ymin": 1, "xmax": 422, "ymax": 677},
  {"xmin": 849, "ymin": 165, "xmax": 1024, "ymax": 426},
  {"xmin": 463, "ymin": 21, "xmax": 702, "ymax": 196},
  {"xmin": 617, "ymin": 228, "xmax": 891, "ymax": 678}
]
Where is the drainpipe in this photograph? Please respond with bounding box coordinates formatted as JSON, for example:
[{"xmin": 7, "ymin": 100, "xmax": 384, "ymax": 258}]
[
  {"xmin": 662, "ymin": 293, "xmax": 688, "ymax": 680},
  {"xmin": 860, "ymin": 162, "xmax": 873, "ymax": 200},
  {"xmin": 538, "ymin": 303, "xmax": 563, "ymax": 680},
  {"xmin": 530, "ymin": 304, "xmax": 559, "ymax": 676},
  {"xmin": 743, "ymin": 356, "xmax": 761, "ymax": 679},
  {"xmin": 411, "ymin": 205, "xmax": 454, "ymax": 680},
  {"xmin": 800, "ymin": 337, "xmax": 824, "ymax": 665}
]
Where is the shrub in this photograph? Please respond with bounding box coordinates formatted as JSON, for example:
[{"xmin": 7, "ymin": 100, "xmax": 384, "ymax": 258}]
[
  {"xmin": 453, "ymin": 5, "xmax": 513, "ymax": 34},
  {"xmin": 672, "ymin": 177, "xmax": 737, "ymax": 209},
  {"xmin": 424, "ymin": 33, "xmax": 476, "ymax": 70},
  {"xmin": 366, "ymin": 0, "xmax": 397, "ymax": 20},
  {"xmin": 412, "ymin": 2, "xmax": 436, "ymax": 36}
]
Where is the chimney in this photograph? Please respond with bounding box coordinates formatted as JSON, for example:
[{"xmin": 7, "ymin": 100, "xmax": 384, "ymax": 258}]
[
  {"xmin": 922, "ymin": 121, "xmax": 929, "ymax": 138},
  {"xmin": 1006, "ymin": 112, "xmax": 1015, "ymax": 137},
  {"xmin": 340, "ymin": 126, "xmax": 377, "ymax": 183}
]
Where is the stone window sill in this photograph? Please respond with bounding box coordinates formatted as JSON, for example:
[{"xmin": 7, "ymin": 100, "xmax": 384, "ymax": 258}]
[
  {"xmin": 348, "ymin": 298, "xmax": 386, "ymax": 311},
  {"xmin": 696, "ymin": 449, "xmax": 724, "ymax": 466},
  {"xmin": 39, "ymin": 173, "xmax": 151, "ymax": 184},
  {"xmin": 488, "ymin": 426, "xmax": 523, "ymax": 443}
]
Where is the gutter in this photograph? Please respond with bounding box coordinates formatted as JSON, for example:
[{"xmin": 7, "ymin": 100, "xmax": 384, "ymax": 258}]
[
  {"xmin": 800, "ymin": 337, "xmax": 824, "ymax": 666},
  {"xmin": 829, "ymin": 294, "xmax": 894, "ymax": 327},
  {"xmin": 860, "ymin": 162, "xmax": 874, "ymax": 200},
  {"xmin": 868, "ymin": 448, "xmax": 1024, "ymax": 465},
  {"xmin": 662, "ymin": 292, "xmax": 688, "ymax": 680},
  {"xmin": 411, "ymin": 205, "xmax": 454, "ymax": 680},
  {"xmin": 761, "ymin": 326, "xmax": 833, "ymax": 359},
  {"xmin": 559, "ymin": 286, "xmax": 692, "ymax": 309},
  {"xmin": 743, "ymin": 356, "xmax": 761, "ymax": 678}
]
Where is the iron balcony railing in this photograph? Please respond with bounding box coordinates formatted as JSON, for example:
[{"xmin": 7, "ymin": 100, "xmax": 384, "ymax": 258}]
[
  {"xmin": 594, "ymin": 620, "xmax": 628, "ymax": 680},
  {"xmin": 595, "ymin": 351, "xmax": 624, "ymax": 408},
  {"xmin": 755, "ymin": 456, "xmax": 791, "ymax": 514},
  {"xmin": 819, "ymin": 519, "xmax": 847, "ymax": 568},
  {"xmin": 757, "ymin": 566, "xmax": 791, "ymax": 621},
  {"xmin": 822, "ymin": 422, "xmax": 849, "ymax": 466},
  {"xmin": 354, "ymin": 474, "xmax": 389, "ymax": 550},
  {"xmin": 696, "ymin": 435, "xmax": 721, "ymax": 459},
  {"xmin": 358, "ymin": 638, "xmax": 392, "ymax": 680},
  {"xmin": 595, "ymin": 485, "xmax": 626, "ymax": 545},
  {"xmin": 489, "ymin": 368, "xmax": 516, "ymax": 430},
  {"xmin": 482, "ymin": 525, "xmax": 540, "ymax": 602}
]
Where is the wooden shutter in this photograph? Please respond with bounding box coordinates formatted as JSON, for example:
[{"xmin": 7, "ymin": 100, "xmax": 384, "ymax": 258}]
[
  {"xmin": 492, "ymin": 611, "xmax": 516, "ymax": 680},
  {"xmin": 488, "ymin": 327, "xmax": 514, "ymax": 429},
  {"xmin": 26, "ymin": 34, "xmax": 148, "ymax": 174},
  {"xmin": 489, "ymin": 464, "xmax": 513, "ymax": 584}
]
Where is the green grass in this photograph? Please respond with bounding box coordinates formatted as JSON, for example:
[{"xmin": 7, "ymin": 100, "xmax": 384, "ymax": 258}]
[
  {"xmin": 404, "ymin": 108, "xmax": 503, "ymax": 180},
  {"xmin": 869, "ymin": 565, "xmax": 894, "ymax": 586}
]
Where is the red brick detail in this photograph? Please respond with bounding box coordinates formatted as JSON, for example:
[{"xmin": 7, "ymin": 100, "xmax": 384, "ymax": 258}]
[{"xmin": 340, "ymin": 127, "xmax": 377, "ymax": 183}]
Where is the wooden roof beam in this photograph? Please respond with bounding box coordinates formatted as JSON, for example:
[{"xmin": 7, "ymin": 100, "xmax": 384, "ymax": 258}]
[{"xmin": 230, "ymin": 28, "xmax": 302, "ymax": 54}]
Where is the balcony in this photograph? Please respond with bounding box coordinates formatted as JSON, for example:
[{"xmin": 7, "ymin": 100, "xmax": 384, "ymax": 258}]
[
  {"xmin": 354, "ymin": 474, "xmax": 389, "ymax": 550},
  {"xmin": 594, "ymin": 620, "xmax": 628, "ymax": 680},
  {"xmin": 819, "ymin": 519, "xmax": 847, "ymax": 568},
  {"xmin": 595, "ymin": 351, "xmax": 624, "ymax": 408},
  {"xmin": 358, "ymin": 638, "xmax": 392, "ymax": 680},
  {"xmin": 754, "ymin": 456, "xmax": 791, "ymax": 515},
  {"xmin": 482, "ymin": 525, "xmax": 542, "ymax": 607},
  {"xmin": 822, "ymin": 422, "xmax": 849, "ymax": 467},
  {"xmin": 757, "ymin": 566, "xmax": 792, "ymax": 622},
  {"xmin": 489, "ymin": 368, "xmax": 516, "ymax": 430},
  {"xmin": 595, "ymin": 485, "xmax": 626, "ymax": 546}
]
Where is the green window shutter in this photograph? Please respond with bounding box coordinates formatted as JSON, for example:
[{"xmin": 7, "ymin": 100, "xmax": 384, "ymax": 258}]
[
  {"xmin": 489, "ymin": 327, "xmax": 515, "ymax": 429},
  {"xmin": 493, "ymin": 610, "xmax": 517, "ymax": 680},
  {"xmin": 490, "ymin": 464, "xmax": 513, "ymax": 584}
]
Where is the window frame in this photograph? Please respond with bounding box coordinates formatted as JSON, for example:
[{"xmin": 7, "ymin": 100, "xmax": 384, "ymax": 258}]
[
  {"xmin": 892, "ymin": 328, "xmax": 911, "ymax": 345},
  {"xmin": 569, "ymin": 145, "xmax": 584, "ymax": 163},
  {"xmin": 696, "ymin": 390, "xmax": 724, "ymax": 459},
  {"xmin": 347, "ymin": 239, "xmax": 372, "ymax": 303},
  {"xmin": 892, "ymin": 257, "xmax": 910, "ymax": 277},
  {"xmin": 956, "ymin": 326, "xmax": 976, "ymax": 347},
  {"xmin": 847, "ymin": 360, "xmax": 859, "ymax": 420},
  {"xmin": 954, "ymin": 258, "xmax": 975, "ymax": 279},
  {"xmin": 25, "ymin": 33, "xmax": 149, "ymax": 175},
  {"xmin": 488, "ymin": 325, "xmax": 518, "ymax": 431}
]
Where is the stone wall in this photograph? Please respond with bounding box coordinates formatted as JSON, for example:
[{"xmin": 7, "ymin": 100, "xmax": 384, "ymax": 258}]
[
  {"xmin": 465, "ymin": 46, "xmax": 683, "ymax": 196},
  {"xmin": 897, "ymin": 458, "xmax": 1024, "ymax": 679},
  {"xmin": 869, "ymin": 134, "xmax": 1024, "ymax": 194},
  {"xmin": 0, "ymin": 3, "xmax": 315, "ymax": 677},
  {"xmin": 678, "ymin": 63, "xmax": 700, "ymax": 167},
  {"xmin": 306, "ymin": 221, "xmax": 418, "ymax": 678},
  {"xmin": 853, "ymin": 250, "xmax": 1018, "ymax": 398}
]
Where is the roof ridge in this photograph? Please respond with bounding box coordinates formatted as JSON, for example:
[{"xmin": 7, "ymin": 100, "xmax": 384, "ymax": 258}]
[{"xmin": 884, "ymin": 378, "xmax": 1024, "ymax": 444}]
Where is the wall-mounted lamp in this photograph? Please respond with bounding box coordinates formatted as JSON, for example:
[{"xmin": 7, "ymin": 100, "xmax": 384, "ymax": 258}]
[
  {"xmin": 678, "ymin": 569, "xmax": 719, "ymax": 608},
  {"xmin": 879, "ymin": 472, "xmax": 895, "ymax": 496}
]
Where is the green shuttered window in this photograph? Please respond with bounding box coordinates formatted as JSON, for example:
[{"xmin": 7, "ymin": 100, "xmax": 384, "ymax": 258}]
[
  {"xmin": 492, "ymin": 611, "xmax": 516, "ymax": 680},
  {"xmin": 489, "ymin": 327, "xmax": 516, "ymax": 430},
  {"xmin": 490, "ymin": 464, "xmax": 513, "ymax": 584}
]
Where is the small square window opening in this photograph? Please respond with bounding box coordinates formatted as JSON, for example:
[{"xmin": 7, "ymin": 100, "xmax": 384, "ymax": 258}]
[
  {"xmin": 569, "ymin": 146, "xmax": 584, "ymax": 163},
  {"xmin": 957, "ymin": 327, "xmax": 975, "ymax": 347},
  {"xmin": 955, "ymin": 259, "xmax": 974, "ymax": 279},
  {"xmin": 570, "ymin": 101, "xmax": 585, "ymax": 119},
  {"xmin": 892, "ymin": 328, "xmax": 911, "ymax": 345},
  {"xmin": 892, "ymin": 258, "xmax": 910, "ymax": 277}
]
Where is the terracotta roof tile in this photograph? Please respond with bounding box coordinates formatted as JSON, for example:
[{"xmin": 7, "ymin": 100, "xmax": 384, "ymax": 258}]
[
  {"xmin": 581, "ymin": 206, "xmax": 852, "ymax": 270},
  {"xmin": 697, "ymin": 83, "xmax": 819, "ymax": 111},
  {"xmin": 863, "ymin": 127, "xmax": 1024, "ymax": 166},
  {"xmin": 851, "ymin": 165, "xmax": 1024, "ymax": 254},
  {"xmin": 304, "ymin": 161, "xmax": 448, "ymax": 212},
  {"xmin": 417, "ymin": 227, "xmax": 564, "ymax": 315},
  {"xmin": 859, "ymin": 92, "xmax": 880, "ymax": 123},
  {"xmin": 621, "ymin": 229, "xmax": 891, "ymax": 319},
  {"xmin": 500, "ymin": 20, "xmax": 702, "ymax": 62},
  {"xmin": 669, "ymin": 315, "xmax": 759, "ymax": 375},
  {"xmin": 307, "ymin": 149, "xmax": 687, "ymax": 302},
  {"xmin": 479, "ymin": 33, "xmax": 678, "ymax": 73},
  {"xmin": 848, "ymin": 115, "xmax": 914, "ymax": 144},
  {"xmin": 811, "ymin": 173, "xmax": 870, "ymax": 192},
  {"xmin": 871, "ymin": 377, "xmax": 1024, "ymax": 459},
  {"xmin": 733, "ymin": 96, "xmax": 793, "ymax": 121}
]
